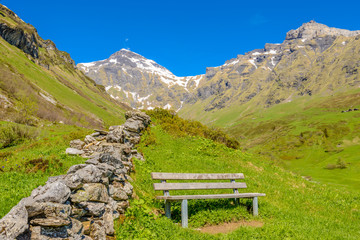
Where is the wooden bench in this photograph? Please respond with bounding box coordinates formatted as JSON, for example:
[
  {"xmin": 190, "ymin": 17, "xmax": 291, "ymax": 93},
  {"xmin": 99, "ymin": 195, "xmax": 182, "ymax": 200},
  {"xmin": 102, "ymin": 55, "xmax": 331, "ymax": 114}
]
[{"xmin": 152, "ymin": 172, "xmax": 266, "ymax": 228}]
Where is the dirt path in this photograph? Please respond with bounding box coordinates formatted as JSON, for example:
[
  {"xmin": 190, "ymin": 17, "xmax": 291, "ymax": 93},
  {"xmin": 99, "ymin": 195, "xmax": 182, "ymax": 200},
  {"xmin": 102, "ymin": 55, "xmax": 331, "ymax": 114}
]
[{"xmin": 198, "ymin": 220, "xmax": 263, "ymax": 234}]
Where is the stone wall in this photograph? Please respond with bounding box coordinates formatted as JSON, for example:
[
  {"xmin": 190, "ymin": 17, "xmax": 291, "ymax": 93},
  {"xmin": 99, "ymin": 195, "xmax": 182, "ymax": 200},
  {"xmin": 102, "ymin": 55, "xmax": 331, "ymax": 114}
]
[{"xmin": 0, "ymin": 111, "xmax": 150, "ymax": 240}]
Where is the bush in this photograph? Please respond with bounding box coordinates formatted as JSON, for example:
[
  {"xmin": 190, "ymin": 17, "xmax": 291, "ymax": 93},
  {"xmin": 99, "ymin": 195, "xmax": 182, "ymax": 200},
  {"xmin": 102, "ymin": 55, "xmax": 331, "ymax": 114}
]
[
  {"xmin": 324, "ymin": 158, "xmax": 347, "ymax": 170},
  {"xmin": 145, "ymin": 108, "xmax": 240, "ymax": 149},
  {"xmin": 0, "ymin": 124, "xmax": 38, "ymax": 149}
]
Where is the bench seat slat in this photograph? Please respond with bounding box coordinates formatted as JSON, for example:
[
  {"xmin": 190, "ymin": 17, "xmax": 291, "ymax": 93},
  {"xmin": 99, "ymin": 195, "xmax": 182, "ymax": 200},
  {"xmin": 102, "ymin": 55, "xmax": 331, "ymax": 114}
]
[
  {"xmin": 156, "ymin": 193, "xmax": 266, "ymax": 200},
  {"xmin": 151, "ymin": 172, "xmax": 244, "ymax": 180},
  {"xmin": 153, "ymin": 182, "xmax": 246, "ymax": 191}
]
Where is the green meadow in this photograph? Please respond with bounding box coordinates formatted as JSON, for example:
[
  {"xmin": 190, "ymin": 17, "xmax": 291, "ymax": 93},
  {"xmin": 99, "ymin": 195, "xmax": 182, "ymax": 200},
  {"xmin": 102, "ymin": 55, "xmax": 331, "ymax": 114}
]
[{"xmin": 115, "ymin": 121, "xmax": 360, "ymax": 239}]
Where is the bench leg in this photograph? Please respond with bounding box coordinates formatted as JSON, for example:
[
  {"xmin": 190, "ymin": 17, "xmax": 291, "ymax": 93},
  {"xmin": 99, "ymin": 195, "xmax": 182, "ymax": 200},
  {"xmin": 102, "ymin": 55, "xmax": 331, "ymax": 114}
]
[
  {"xmin": 165, "ymin": 200, "xmax": 171, "ymax": 219},
  {"xmin": 181, "ymin": 199, "xmax": 188, "ymax": 228},
  {"xmin": 253, "ymin": 197, "xmax": 258, "ymax": 216}
]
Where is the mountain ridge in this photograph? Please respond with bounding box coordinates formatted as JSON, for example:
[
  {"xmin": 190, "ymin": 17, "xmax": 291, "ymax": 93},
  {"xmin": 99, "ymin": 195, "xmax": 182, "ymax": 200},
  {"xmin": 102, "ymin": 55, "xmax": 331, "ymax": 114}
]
[{"xmin": 78, "ymin": 20, "xmax": 360, "ymax": 115}]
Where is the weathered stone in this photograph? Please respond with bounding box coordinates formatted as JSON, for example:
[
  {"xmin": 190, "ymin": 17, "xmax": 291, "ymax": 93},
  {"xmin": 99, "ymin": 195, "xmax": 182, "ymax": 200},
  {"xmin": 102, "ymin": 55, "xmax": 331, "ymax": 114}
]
[
  {"xmin": 106, "ymin": 125, "xmax": 124, "ymax": 143},
  {"xmin": 70, "ymin": 139, "xmax": 85, "ymax": 150},
  {"xmin": 67, "ymin": 164, "xmax": 87, "ymax": 174},
  {"xmin": 125, "ymin": 111, "xmax": 151, "ymax": 126},
  {"xmin": 91, "ymin": 132, "xmax": 101, "ymax": 137},
  {"xmin": 30, "ymin": 217, "xmax": 70, "ymax": 227},
  {"xmin": 90, "ymin": 220, "xmax": 106, "ymax": 240},
  {"xmin": 0, "ymin": 202, "xmax": 28, "ymax": 239},
  {"xmin": 123, "ymin": 118, "xmax": 145, "ymax": 133},
  {"xmin": 78, "ymin": 202, "xmax": 105, "ymax": 216},
  {"xmin": 46, "ymin": 175, "xmax": 65, "ymax": 185},
  {"xmin": 70, "ymin": 205, "xmax": 87, "ymax": 219},
  {"xmin": 103, "ymin": 205, "xmax": 114, "ymax": 235},
  {"xmin": 66, "ymin": 148, "xmax": 85, "ymax": 155},
  {"xmin": 116, "ymin": 201, "xmax": 129, "ymax": 212},
  {"xmin": 40, "ymin": 225, "xmax": 68, "ymax": 238},
  {"xmin": 82, "ymin": 221, "xmax": 91, "ymax": 235},
  {"xmin": 84, "ymin": 135, "xmax": 97, "ymax": 144},
  {"xmin": 94, "ymin": 129, "xmax": 108, "ymax": 135},
  {"xmin": 67, "ymin": 218, "xmax": 83, "ymax": 236},
  {"xmin": 109, "ymin": 182, "xmax": 128, "ymax": 201},
  {"xmin": 71, "ymin": 183, "xmax": 109, "ymax": 203},
  {"xmin": 30, "ymin": 226, "xmax": 44, "ymax": 240},
  {"xmin": 31, "ymin": 181, "xmax": 71, "ymax": 204},
  {"xmin": 26, "ymin": 202, "xmax": 71, "ymax": 219},
  {"xmin": 123, "ymin": 182, "xmax": 134, "ymax": 196},
  {"xmin": 98, "ymin": 152, "xmax": 124, "ymax": 169},
  {"xmin": 64, "ymin": 164, "xmax": 103, "ymax": 189}
]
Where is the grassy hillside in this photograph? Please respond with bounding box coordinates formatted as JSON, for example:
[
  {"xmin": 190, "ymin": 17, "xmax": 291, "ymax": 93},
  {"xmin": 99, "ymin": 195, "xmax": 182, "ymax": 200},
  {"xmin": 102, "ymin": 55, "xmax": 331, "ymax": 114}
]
[
  {"xmin": 182, "ymin": 89, "xmax": 360, "ymax": 192},
  {"xmin": 0, "ymin": 4, "xmax": 129, "ymax": 128},
  {"xmin": 0, "ymin": 121, "xmax": 91, "ymax": 217},
  {"xmin": 115, "ymin": 118, "xmax": 360, "ymax": 239}
]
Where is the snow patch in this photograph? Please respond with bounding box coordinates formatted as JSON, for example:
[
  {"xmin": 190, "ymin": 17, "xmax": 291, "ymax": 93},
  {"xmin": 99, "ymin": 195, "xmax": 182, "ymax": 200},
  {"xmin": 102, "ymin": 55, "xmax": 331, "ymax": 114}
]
[
  {"xmin": 105, "ymin": 86, "xmax": 112, "ymax": 91},
  {"xmin": 109, "ymin": 58, "xmax": 118, "ymax": 64},
  {"xmin": 271, "ymin": 57, "xmax": 276, "ymax": 66},
  {"xmin": 163, "ymin": 103, "xmax": 171, "ymax": 110},
  {"xmin": 301, "ymin": 39, "xmax": 306, "ymax": 42},
  {"xmin": 176, "ymin": 101, "xmax": 184, "ymax": 112},
  {"xmin": 342, "ymin": 41, "xmax": 346, "ymax": 45},
  {"xmin": 248, "ymin": 59, "xmax": 257, "ymax": 69}
]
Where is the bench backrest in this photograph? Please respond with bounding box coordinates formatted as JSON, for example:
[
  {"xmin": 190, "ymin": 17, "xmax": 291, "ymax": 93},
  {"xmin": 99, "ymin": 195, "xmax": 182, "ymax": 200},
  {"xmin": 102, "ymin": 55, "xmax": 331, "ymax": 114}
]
[{"xmin": 152, "ymin": 172, "xmax": 247, "ymax": 191}]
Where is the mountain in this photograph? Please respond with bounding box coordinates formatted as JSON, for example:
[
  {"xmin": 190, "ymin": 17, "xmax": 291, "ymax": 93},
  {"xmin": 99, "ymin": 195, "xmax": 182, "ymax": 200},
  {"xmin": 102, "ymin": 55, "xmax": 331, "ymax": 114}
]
[
  {"xmin": 78, "ymin": 49, "xmax": 203, "ymax": 110},
  {"xmin": 0, "ymin": 4, "xmax": 130, "ymax": 128},
  {"xmin": 79, "ymin": 20, "xmax": 360, "ymax": 121}
]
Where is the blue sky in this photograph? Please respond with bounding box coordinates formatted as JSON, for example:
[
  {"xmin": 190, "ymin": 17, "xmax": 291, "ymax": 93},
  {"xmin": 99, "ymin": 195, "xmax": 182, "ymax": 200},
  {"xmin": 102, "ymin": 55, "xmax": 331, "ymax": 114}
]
[{"xmin": 2, "ymin": 0, "xmax": 360, "ymax": 76}]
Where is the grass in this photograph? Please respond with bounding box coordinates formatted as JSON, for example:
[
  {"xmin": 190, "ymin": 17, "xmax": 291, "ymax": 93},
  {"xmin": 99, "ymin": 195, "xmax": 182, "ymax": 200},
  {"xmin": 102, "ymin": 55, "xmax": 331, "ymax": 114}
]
[
  {"xmin": 0, "ymin": 121, "xmax": 91, "ymax": 217},
  {"xmin": 115, "ymin": 122, "xmax": 360, "ymax": 239}
]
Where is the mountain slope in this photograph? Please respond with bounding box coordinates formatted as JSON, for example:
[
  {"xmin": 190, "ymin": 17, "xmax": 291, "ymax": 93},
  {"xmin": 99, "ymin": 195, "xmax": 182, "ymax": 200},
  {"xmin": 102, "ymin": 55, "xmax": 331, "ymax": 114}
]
[
  {"xmin": 0, "ymin": 4, "xmax": 130, "ymax": 128},
  {"xmin": 78, "ymin": 49, "xmax": 203, "ymax": 110},
  {"xmin": 79, "ymin": 21, "xmax": 360, "ymax": 122}
]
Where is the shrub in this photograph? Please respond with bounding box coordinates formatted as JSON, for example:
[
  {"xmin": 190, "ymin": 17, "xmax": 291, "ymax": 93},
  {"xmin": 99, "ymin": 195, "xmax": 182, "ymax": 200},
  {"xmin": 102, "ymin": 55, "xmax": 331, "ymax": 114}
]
[
  {"xmin": 0, "ymin": 124, "xmax": 38, "ymax": 149},
  {"xmin": 145, "ymin": 108, "xmax": 240, "ymax": 149}
]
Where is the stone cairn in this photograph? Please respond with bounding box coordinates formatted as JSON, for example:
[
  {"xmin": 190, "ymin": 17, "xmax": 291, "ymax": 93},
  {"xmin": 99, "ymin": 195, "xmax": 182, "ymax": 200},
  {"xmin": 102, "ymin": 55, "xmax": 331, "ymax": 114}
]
[{"xmin": 0, "ymin": 111, "xmax": 151, "ymax": 240}]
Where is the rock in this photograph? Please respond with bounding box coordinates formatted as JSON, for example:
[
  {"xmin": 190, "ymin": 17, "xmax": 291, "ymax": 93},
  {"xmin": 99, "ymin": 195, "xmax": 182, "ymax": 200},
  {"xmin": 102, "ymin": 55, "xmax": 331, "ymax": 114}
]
[
  {"xmin": 84, "ymin": 135, "xmax": 97, "ymax": 144},
  {"xmin": 116, "ymin": 201, "xmax": 129, "ymax": 213},
  {"xmin": 106, "ymin": 125, "xmax": 124, "ymax": 143},
  {"xmin": 90, "ymin": 220, "xmax": 106, "ymax": 240},
  {"xmin": 30, "ymin": 217, "xmax": 71, "ymax": 227},
  {"xmin": 82, "ymin": 221, "xmax": 91, "ymax": 235},
  {"xmin": 66, "ymin": 148, "xmax": 85, "ymax": 155},
  {"xmin": 0, "ymin": 202, "xmax": 28, "ymax": 239},
  {"xmin": 67, "ymin": 164, "xmax": 87, "ymax": 174},
  {"xmin": 70, "ymin": 139, "xmax": 85, "ymax": 150},
  {"xmin": 29, "ymin": 226, "xmax": 43, "ymax": 240},
  {"xmin": 94, "ymin": 129, "xmax": 108, "ymax": 135},
  {"xmin": 31, "ymin": 181, "xmax": 71, "ymax": 204},
  {"xmin": 123, "ymin": 118, "xmax": 146, "ymax": 133},
  {"xmin": 78, "ymin": 202, "xmax": 105, "ymax": 216},
  {"xmin": 64, "ymin": 165, "xmax": 103, "ymax": 189},
  {"xmin": 40, "ymin": 225, "xmax": 69, "ymax": 238},
  {"xmin": 103, "ymin": 205, "xmax": 114, "ymax": 235},
  {"xmin": 67, "ymin": 218, "xmax": 83, "ymax": 236},
  {"xmin": 70, "ymin": 206, "xmax": 87, "ymax": 219},
  {"xmin": 71, "ymin": 183, "xmax": 109, "ymax": 203},
  {"xmin": 91, "ymin": 132, "xmax": 101, "ymax": 137},
  {"xmin": 109, "ymin": 182, "xmax": 128, "ymax": 201},
  {"xmin": 98, "ymin": 152, "xmax": 124, "ymax": 169},
  {"xmin": 123, "ymin": 182, "xmax": 134, "ymax": 196},
  {"xmin": 26, "ymin": 202, "xmax": 71, "ymax": 219},
  {"xmin": 125, "ymin": 111, "xmax": 151, "ymax": 127}
]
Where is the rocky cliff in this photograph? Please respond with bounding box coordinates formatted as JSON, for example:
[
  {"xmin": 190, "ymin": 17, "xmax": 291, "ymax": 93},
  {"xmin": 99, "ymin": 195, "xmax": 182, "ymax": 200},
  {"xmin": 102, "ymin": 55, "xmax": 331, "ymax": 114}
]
[{"xmin": 0, "ymin": 4, "xmax": 75, "ymax": 69}]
